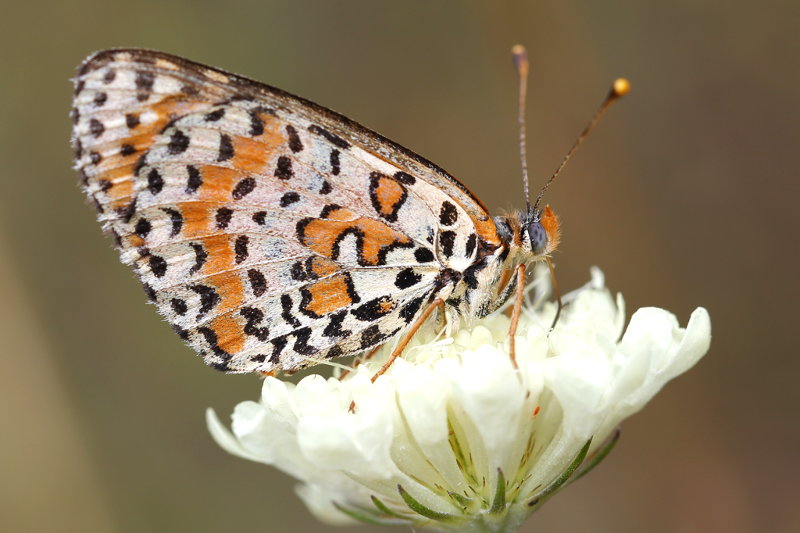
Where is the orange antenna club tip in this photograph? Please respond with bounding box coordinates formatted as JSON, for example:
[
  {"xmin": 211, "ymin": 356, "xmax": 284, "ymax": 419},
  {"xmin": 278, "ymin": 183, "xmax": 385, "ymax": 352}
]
[{"xmin": 612, "ymin": 78, "xmax": 631, "ymax": 97}]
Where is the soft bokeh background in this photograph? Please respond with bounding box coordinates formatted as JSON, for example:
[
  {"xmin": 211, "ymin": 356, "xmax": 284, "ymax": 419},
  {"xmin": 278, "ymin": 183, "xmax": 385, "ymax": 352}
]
[{"xmin": 2, "ymin": 1, "xmax": 797, "ymax": 532}]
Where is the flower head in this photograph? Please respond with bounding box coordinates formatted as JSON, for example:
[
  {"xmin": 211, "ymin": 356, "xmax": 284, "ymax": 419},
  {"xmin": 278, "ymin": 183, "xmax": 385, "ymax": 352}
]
[{"xmin": 208, "ymin": 268, "xmax": 711, "ymax": 532}]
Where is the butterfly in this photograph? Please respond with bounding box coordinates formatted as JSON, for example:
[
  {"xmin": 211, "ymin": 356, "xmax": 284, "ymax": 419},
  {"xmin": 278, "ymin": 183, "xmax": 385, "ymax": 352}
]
[{"xmin": 72, "ymin": 48, "xmax": 614, "ymax": 379}]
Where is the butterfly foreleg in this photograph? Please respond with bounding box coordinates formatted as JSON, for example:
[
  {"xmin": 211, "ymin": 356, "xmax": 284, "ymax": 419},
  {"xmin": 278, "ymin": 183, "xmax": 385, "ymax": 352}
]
[
  {"xmin": 348, "ymin": 297, "xmax": 444, "ymax": 413},
  {"xmin": 545, "ymin": 257, "xmax": 563, "ymax": 330},
  {"xmin": 508, "ymin": 264, "xmax": 527, "ymax": 369},
  {"xmin": 339, "ymin": 344, "xmax": 383, "ymax": 380},
  {"xmin": 370, "ymin": 297, "xmax": 445, "ymax": 383}
]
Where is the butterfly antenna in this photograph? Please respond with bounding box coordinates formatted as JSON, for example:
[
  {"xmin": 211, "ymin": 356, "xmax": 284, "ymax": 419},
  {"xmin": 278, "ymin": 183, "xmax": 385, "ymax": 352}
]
[
  {"xmin": 511, "ymin": 45, "xmax": 531, "ymax": 213},
  {"xmin": 532, "ymin": 77, "xmax": 630, "ymax": 213}
]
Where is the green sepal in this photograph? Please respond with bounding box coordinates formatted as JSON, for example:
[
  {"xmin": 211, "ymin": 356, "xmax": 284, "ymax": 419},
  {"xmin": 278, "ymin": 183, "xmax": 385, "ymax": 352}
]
[
  {"xmin": 527, "ymin": 437, "xmax": 592, "ymax": 508},
  {"xmin": 371, "ymin": 495, "xmax": 411, "ymax": 520},
  {"xmin": 489, "ymin": 468, "xmax": 507, "ymax": 514},
  {"xmin": 569, "ymin": 428, "xmax": 621, "ymax": 485},
  {"xmin": 397, "ymin": 484, "xmax": 456, "ymax": 521},
  {"xmin": 333, "ymin": 502, "xmax": 395, "ymax": 526},
  {"xmin": 447, "ymin": 490, "xmax": 474, "ymax": 508}
]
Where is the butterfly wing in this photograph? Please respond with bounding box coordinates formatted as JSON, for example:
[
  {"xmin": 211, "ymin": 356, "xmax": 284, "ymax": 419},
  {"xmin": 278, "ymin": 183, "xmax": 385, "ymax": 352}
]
[{"xmin": 72, "ymin": 49, "xmax": 500, "ymax": 373}]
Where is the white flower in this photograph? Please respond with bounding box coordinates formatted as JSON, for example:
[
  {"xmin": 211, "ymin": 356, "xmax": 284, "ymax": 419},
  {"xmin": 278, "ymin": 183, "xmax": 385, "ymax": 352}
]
[{"xmin": 207, "ymin": 267, "xmax": 711, "ymax": 532}]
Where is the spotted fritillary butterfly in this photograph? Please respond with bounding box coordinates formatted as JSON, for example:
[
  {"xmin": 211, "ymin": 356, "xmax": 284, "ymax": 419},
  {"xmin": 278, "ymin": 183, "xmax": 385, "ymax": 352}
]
[{"xmin": 71, "ymin": 49, "xmax": 568, "ymax": 375}]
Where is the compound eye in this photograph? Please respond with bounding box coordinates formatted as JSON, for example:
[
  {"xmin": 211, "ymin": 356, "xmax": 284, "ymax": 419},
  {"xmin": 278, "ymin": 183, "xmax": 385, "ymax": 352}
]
[{"xmin": 528, "ymin": 221, "xmax": 548, "ymax": 255}]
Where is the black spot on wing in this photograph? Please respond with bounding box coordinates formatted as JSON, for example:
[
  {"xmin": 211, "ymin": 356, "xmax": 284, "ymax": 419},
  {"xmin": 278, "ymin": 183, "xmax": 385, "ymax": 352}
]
[
  {"xmin": 93, "ymin": 92, "xmax": 107, "ymax": 107},
  {"xmin": 89, "ymin": 118, "xmax": 104, "ymax": 138},
  {"xmin": 232, "ymin": 177, "xmax": 256, "ymax": 199},
  {"xmin": 215, "ymin": 207, "xmax": 233, "ymax": 229},
  {"xmin": 462, "ymin": 263, "xmax": 483, "ymax": 290},
  {"xmin": 171, "ymin": 298, "xmax": 188, "ymax": 315},
  {"xmin": 360, "ymin": 324, "xmax": 398, "ymax": 350},
  {"xmin": 274, "ymin": 156, "xmax": 293, "ymax": 180},
  {"xmin": 149, "ymin": 255, "xmax": 167, "ymax": 277},
  {"xmin": 286, "ymin": 125, "xmax": 303, "ymax": 152},
  {"xmin": 439, "ymin": 201, "xmax": 458, "ymax": 226},
  {"xmin": 134, "ymin": 217, "xmax": 151, "ymax": 238},
  {"xmin": 247, "ymin": 269, "xmax": 267, "ymax": 296},
  {"xmin": 240, "ymin": 307, "xmax": 270, "ymax": 341},
  {"xmin": 126, "ymin": 113, "xmax": 140, "ymax": 129},
  {"xmin": 252, "ymin": 211, "xmax": 266, "ymax": 225},
  {"xmin": 147, "ymin": 168, "xmax": 164, "ymax": 195},
  {"xmin": 330, "ymin": 150, "xmax": 340, "ymax": 175},
  {"xmin": 270, "ymin": 336, "xmax": 288, "ymax": 360},
  {"xmin": 326, "ymin": 345, "xmax": 344, "ymax": 359},
  {"xmin": 395, "ymin": 268, "xmax": 422, "ymax": 289},
  {"xmin": 205, "ymin": 108, "xmax": 226, "ymax": 122},
  {"xmin": 280, "ymin": 191, "xmax": 300, "ymax": 207},
  {"xmin": 351, "ymin": 296, "xmax": 395, "ymax": 322},
  {"xmin": 167, "ymin": 129, "xmax": 190, "ymax": 154},
  {"xmin": 162, "ymin": 208, "xmax": 183, "ymax": 237},
  {"xmin": 394, "ymin": 171, "xmax": 416, "ymax": 185},
  {"xmin": 119, "ymin": 143, "xmax": 136, "ymax": 156},
  {"xmin": 217, "ymin": 134, "xmax": 234, "ymax": 161},
  {"xmin": 400, "ymin": 295, "xmax": 426, "ymax": 323},
  {"xmin": 323, "ymin": 310, "xmax": 351, "ymax": 338},
  {"xmin": 414, "ymin": 247, "xmax": 435, "ymax": 263},
  {"xmin": 190, "ymin": 284, "xmax": 221, "ymax": 317},
  {"xmin": 281, "ymin": 295, "xmax": 301, "ymax": 327},
  {"xmin": 465, "ymin": 233, "xmax": 477, "ymax": 257},
  {"xmin": 308, "ymin": 124, "xmax": 350, "ymax": 149},
  {"xmin": 285, "ymin": 262, "xmax": 303, "ymax": 284},
  {"xmin": 117, "ymin": 198, "xmax": 137, "ymax": 223},
  {"xmin": 249, "ymin": 108, "xmax": 268, "ymax": 136},
  {"xmin": 439, "ymin": 230, "xmax": 456, "ymax": 258},
  {"xmin": 142, "ymin": 282, "xmax": 157, "ymax": 302},
  {"xmin": 186, "ymin": 165, "xmax": 202, "ymax": 193},
  {"xmin": 291, "ymin": 327, "xmax": 317, "ymax": 356},
  {"xmin": 234, "ymin": 235, "xmax": 249, "ymax": 264},
  {"xmin": 135, "ymin": 70, "xmax": 155, "ymax": 101},
  {"xmin": 189, "ymin": 243, "xmax": 207, "ymax": 274}
]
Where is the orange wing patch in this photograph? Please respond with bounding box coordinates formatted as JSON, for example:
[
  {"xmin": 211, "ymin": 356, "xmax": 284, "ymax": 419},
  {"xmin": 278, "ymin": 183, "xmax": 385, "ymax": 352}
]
[
  {"xmin": 229, "ymin": 111, "xmax": 286, "ymax": 173},
  {"xmin": 89, "ymin": 96, "xmax": 212, "ymax": 214},
  {"xmin": 297, "ymin": 206, "xmax": 413, "ymax": 266},
  {"xmin": 369, "ymin": 172, "xmax": 407, "ymax": 222},
  {"xmin": 299, "ymin": 273, "xmax": 358, "ymax": 317},
  {"xmin": 209, "ymin": 314, "xmax": 245, "ymax": 355},
  {"xmin": 307, "ymin": 256, "xmax": 339, "ymax": 277}
]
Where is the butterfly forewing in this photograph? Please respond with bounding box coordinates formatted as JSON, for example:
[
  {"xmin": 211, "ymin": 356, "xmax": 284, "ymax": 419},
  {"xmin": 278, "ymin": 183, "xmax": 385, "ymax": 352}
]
[{"xmin": 72, "ymin": 49, "xmax": 500, "ymax": 373}]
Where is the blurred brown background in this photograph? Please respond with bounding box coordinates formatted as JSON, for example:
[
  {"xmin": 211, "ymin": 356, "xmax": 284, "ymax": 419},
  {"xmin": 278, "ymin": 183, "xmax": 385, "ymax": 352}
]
[{"xmin": 1, "ymin": 1, "xmax": 798, "ymax": 532}]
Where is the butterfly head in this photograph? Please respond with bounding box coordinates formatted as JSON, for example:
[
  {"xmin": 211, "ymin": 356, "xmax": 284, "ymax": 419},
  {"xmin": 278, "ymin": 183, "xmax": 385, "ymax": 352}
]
[{"xmin": 525, "ymin": 205, "xmax": 560, "ymax": 257}]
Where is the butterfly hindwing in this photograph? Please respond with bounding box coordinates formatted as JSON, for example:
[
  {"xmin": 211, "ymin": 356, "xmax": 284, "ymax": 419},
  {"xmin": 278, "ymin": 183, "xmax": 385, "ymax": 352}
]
[{"xmin": 72, "ymin": 49, "xmax": 499, "ymax": 372}]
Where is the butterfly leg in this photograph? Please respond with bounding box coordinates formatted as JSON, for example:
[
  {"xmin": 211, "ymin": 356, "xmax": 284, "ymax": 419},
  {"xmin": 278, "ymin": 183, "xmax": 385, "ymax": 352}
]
[
  {"xmin": 545, "ymin": 257, "xmax": 563, "ymax": 329},
  {"xmin": 371, "ymin": 297, "xmax": 445, "ymax": 383},
  {"xmin": 339, "ymin": 344, "xmax": 383, "ymax": 379},
  {"xmin": 508, "ymin": 264, "xmax": 527, "ymax": 369},
  {"xmin": 349, "ymin": 298, "xmax": 444, "ymax": 413}
]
